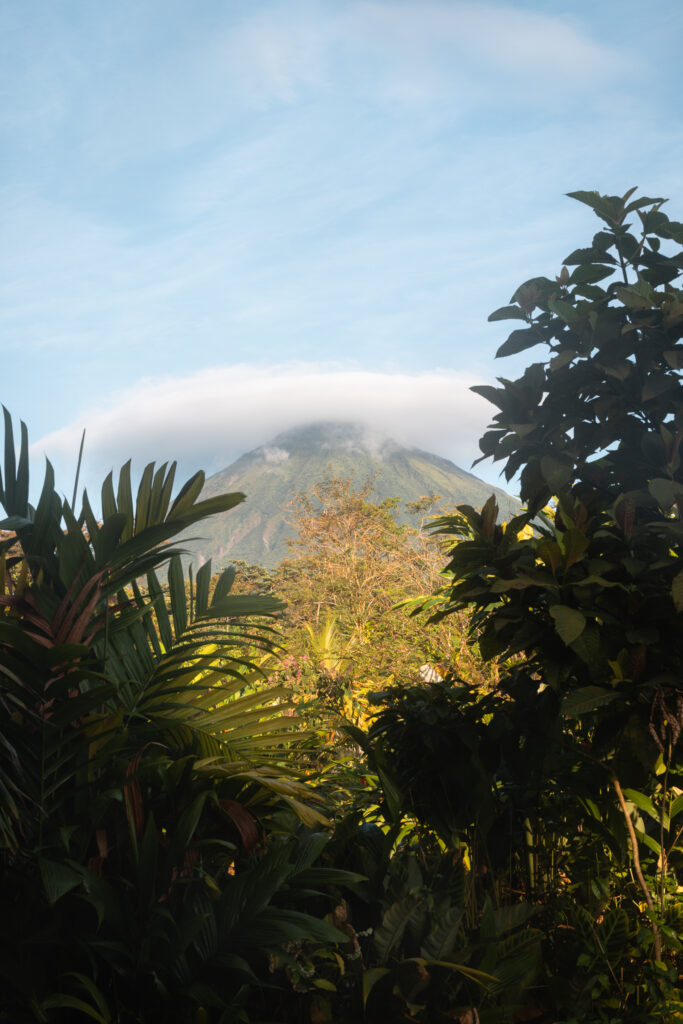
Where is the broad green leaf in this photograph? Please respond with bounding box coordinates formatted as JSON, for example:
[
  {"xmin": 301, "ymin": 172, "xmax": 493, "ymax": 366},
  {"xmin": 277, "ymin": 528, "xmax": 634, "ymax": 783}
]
[
  {"xmin": 561, "ymin": 686, "xmax": 617, "ymax": 717},
  {"xmin": 634, "ymin": 827, "xmax": 662, "ymax": 858},
  {"xmin": 496, "ymin": 327, "xmax": 544, "ymax": 358},
  {"xmin": 39, "ymin": 858, "xmax": 83, "ymax": 905},
  {"xmin": 540, "ymin": 455, "xmax": 572, "ymax": 493},
  {"xmin": 488, "ymin": 305, "xmax": 528, "ymax": 322},
  {"xmin": 363, "ymin": 968, "xmax": 391, "ymax": 1008},
  {"xmin": 664, "ymin": 348, "xmax": 683, "ymax": 370},
  {"xmin": 624, "ymin": 788, "xmax": 668, "ymax": 829},
  {"xmin": 642, "ymin": 375, "xmax": 677, "ymax": 401},
  {"xmin": 374, "ymin": 895, "xmax": 422, "ymax": 963},
  {"xmin": 567, "ymin": 190, "xmax": 623, "ymax": 225},
  {"xmin": 569, "ymin": 264, "xmax": 614, "ymax": 285},
  {"xmin": 550, "ymin": 605, "xmax": 586, "ymax": 645},
  {"xmin": 649, "ymin": 478, "xmax": 682, "ymax": 510},
  {"xmin": 624, "ymin": 195, "xmax": 665, "ymax": 214},
  {"xmin": 615, "ymin": 283, "xmax": 655, "ymax": 311},
  {"xmin": 548, "ymin": 298, "xmax": 580, "ymax": 325},
  {"xmin": 561, "ymin": 528, "xmax": 589, "ymax": 568}
]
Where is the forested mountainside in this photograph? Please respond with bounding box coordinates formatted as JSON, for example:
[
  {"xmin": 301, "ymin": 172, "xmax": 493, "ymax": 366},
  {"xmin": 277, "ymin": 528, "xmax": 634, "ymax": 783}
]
[{"xmin": 179, "ymin": 420, "xmax": 519, "ymax": 568}]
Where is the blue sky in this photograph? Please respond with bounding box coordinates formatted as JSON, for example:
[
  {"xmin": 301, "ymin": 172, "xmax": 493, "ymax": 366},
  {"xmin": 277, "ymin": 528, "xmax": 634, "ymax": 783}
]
[{"xmin": 3, "ymin": 0, "xmax": 682, "ymax": 500}]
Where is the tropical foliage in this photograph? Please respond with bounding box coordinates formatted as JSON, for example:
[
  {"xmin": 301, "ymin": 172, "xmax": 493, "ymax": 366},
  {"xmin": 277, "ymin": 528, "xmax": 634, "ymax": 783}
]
[
  {"xmin": 0, "ymin": 412, "xmax": 349, "ymax": 1022},
  {"xmin": 417, "ymin": 187, "xmax": 683, "ymax": 1021},
  {"xmin": 2, "ymin": 186, "xmax": 682, "ymax": 1023}
]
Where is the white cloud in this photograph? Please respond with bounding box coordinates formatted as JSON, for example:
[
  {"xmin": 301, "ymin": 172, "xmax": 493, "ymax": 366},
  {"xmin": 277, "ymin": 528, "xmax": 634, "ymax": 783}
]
[
  {"xmin": 31, "ymin": 363, "xmax": 501, "ymax": 497},
  {"xmin": 221, "ymin": 1, "xmax": 630, "ymax": 110}
]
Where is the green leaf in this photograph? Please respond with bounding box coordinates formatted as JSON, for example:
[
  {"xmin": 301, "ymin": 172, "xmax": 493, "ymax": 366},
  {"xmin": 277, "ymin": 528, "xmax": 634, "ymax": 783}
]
[
  {"xmin": 664, "ymin": 348, "xmax": 683, "ymax": 370},
  {"xmin": 168, "ymin": 471, "xmax": 205, "ymax": 518},
  {"xmin": 168, "ymin": 555, "xmax": 188, "ymax": 637},
  {"xmin": 561, "ymin": 528, "xmax": 589, "ymax": 568},
  {"xmin": 363, "ymin": 968, "xmax": 391, "ymax": 1008},
  {"xmin": 569, "ymin": 264, "xmax": 614, "ymax": 285},
  {"xmin": 488, "ymin": 305, "xmax": 528, "ymax": 322},
  {"xmin": 615, "ymin": 283, "xmax": 655, "ymax": 311},
  {"xmin": 195, "ymin": 561, "xmax": 212, "ymax": 618},
  {"xmin": 567, "ymin": 190, "xmax": 624, "ymax": 226},
  {"xmin": 496, "ymin": 327, "xmax": 544, "ymax": 358},
  {"xmin": 624, "ymin": 788, "xmax": 668, "ymax": 829},
  {"xmin": 116, "ymin": 460, "xmax": 134, "ymax": 543},
  {"xmin": 40, "ymin": 994, "xmax": 110, "ymax": 1023},
  {"xmin": 550, "ymin": 605, "xmax": 586, "ymax": 645},
  {"xmin": 548, "ymin": 298, "xmax": 580, "ymax": 325},
  {"xmin": 540, "ymin": 455, "xmax": 572, "ymax": 493},
  {"xmin": 642, "ymin": 375, "xmax": 677, "ymax": 401},
  {"xmin": 374, "ymin": 895, "xmax": 422, "ymax": 963},
  {"xmin": 212, "ymin": 566, "xmax": 236, "ymax": 604},
  {"xmin": 561, "ymin": 686, "xmax": 618, "ymax": 717},
  {"xmin": 624, "ymin": 195, "xmax": 665, "ymax": 214},
  {"xmin": 649, "ymin": 478, "xmax": 682, "ymax": 511},
  {"xmin": 39, "ymin": 858, "xmax": 83, "ymax": 905},
  {"xmin": 134, "ymin": 462, "xmax": 155, "ymax": 534}
]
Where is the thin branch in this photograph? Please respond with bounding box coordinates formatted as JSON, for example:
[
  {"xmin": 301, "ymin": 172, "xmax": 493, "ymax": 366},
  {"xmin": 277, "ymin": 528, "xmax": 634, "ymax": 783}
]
[{"xmin": 611, "ymin": 773, "xmax": 662, "ymax": 962}]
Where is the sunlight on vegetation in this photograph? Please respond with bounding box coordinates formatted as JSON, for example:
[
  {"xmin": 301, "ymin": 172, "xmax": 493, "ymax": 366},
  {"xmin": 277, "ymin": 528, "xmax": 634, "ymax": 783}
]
[{"xmin": 1, "ymin": 187, "xmax": 681, "ymax": 1022}]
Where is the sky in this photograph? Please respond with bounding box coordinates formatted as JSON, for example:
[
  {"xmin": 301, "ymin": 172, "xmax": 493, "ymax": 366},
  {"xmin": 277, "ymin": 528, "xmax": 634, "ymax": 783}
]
[{"xmin": 3, "ymin": 0, "xmax": 683, "ymax": 504}]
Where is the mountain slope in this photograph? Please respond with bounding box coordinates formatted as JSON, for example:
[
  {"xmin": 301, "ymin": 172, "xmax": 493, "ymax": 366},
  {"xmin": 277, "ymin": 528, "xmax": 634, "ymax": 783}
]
[{"xmin": 181, "ymin": 422, "xmax": 519, "ymax": 569}]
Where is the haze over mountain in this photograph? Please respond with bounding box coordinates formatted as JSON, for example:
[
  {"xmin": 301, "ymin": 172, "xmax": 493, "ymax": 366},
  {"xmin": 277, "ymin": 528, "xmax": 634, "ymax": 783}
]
[{"xmin": 180, "ymin": 422, "xmax": 518, "ymax": 570}]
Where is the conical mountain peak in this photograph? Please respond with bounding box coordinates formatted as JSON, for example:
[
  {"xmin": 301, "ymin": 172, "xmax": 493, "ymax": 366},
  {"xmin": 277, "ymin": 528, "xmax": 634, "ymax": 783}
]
[{"xmin": 181, "ymin": 421, "xmax": 518, "ymax": 569}]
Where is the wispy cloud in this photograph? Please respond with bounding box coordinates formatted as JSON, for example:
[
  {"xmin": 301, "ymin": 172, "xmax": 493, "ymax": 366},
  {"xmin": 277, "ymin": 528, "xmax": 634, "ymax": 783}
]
[
  {"xmin": 31, "ymin": 363, "xmax": 502, "ymax": 498},
  {"xmin": 221, "ymin": 0, "xmax": 631, "ymax": 111}
]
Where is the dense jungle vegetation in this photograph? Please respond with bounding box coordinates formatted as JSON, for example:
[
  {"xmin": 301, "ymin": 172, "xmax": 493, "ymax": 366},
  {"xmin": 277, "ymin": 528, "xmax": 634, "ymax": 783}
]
[{"xmin": 0, "ymin": 188, "xmax": 681, "ymax": 1023}]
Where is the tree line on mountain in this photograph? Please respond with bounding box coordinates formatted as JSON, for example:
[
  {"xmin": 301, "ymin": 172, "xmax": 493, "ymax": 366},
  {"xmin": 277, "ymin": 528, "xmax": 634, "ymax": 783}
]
[{"xmin": 0, "ymin": 187, "xmax": 681, "ymax": 1023}]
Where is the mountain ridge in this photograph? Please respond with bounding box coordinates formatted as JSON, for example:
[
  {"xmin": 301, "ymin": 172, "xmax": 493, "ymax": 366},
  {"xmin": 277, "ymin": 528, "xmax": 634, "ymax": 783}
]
[{"xmin": 180, "ymin": 421, "xmax": 519, "ymax": 569}]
